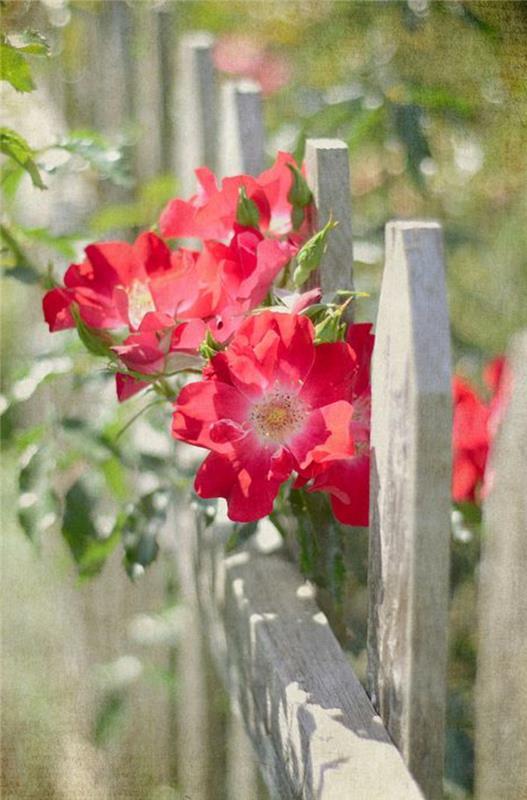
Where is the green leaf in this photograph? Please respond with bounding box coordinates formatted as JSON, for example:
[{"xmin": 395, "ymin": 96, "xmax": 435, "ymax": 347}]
[
  {"xmin": 70, "ymin": 304, "xmax": 117, "ymax": 359},
  {"xmin": 391, "ymin": 103, "xmax": 431, "ymax": 190},
  {"xmin": 293, "ymin": 218, "xmax": 338, "ymax": 287},
  {"xmin": 118, "ymin": 489, "xmax": 171, "ymax": 578},
  {"xmin": 1, "ymin": 160, "xmax": 25, "ymax": 200},
  {"xmin": 2, "ymin": 264, "xmax": 41, "ymax": 284},
  {"xmin": 0, "ymin": 127, "xmax": 46, "ymax": 188},
  {"xmin": 15, "ymin": 226, "xmax": 79, "ymax": 258},
  {"xmin": 289, "ymin": 488, "xmax": 346, "ymax": 604},
  {"xmin": 51, "ymin": 130, "xmax": 133, "ymax": 188},
  {"xmin": 235, "ymin": 185, "xmax": 260, "ymax": 228},
  {"xmin": 286, "ymin": 163, "xmax": 312, "ymax": 230},
  {"xmin": 93, "ymin": 690, "xmax": 127, "ymax": 747},
  {"xmin": 407, "ymin": 83, "xmax": 478, "ymax": 119},
  {"xmin": 8, "ymin": 30, "xmax": 50, "ymax": 56},
  {"xmin": 225, "ymin": 521, "xmax": 258, "ymax": 553},
  {"xmin": 62, "ymin": 479, "xmax": 120, "ymax": 578},
  {"xmin": 314, "ymin": 311, "xmax": 346, "ymax": 343},
  {"xmin": 199, "ymin": 329, "xmax": 224, "ymax": 361},
  {"xmin": 17, "ymin": 444, "xmax": 59, "ymax": 543},
  {"xmin": 101, "ymin": 456, "xmax": 129, "ymax": 501},
  {"xmin": 0, "ymin": 42, "xmax": 34, "ymax": 92}
]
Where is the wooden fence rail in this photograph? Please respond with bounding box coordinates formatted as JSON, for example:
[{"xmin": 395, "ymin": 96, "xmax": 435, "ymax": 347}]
[{"xmin": 171, "ymin": 29, "xmax": 526, "ymax": 800}]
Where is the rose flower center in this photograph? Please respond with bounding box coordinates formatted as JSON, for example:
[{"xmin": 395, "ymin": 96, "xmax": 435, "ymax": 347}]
[
  {"xmin": 127, "ymin": 280, "xmax": 156, "ymax": 329},
  {"xmin": 250, "ymin": 389, "xmax": 306, "ymax": 443}
]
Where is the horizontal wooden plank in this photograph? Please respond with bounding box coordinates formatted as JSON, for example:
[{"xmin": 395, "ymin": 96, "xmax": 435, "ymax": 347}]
[{"xmin": 190, "ymin": 514, "xmax": 424, "ymax": 800}]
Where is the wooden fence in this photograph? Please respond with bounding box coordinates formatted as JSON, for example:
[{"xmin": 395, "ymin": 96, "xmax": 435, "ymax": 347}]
[{"xmin": 171, "ymin": 32, "xmax": 527, "ymax": 800}]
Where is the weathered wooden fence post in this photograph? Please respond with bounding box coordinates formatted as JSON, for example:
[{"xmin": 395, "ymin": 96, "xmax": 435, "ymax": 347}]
[
  {"xmin": 133, "ymin": 3, "xmax": 164, "ymax": 181},
  {"xmin": 174, "ymin": 33, "xmax": 222, "ymax": 800},
  {"xmin": 217, "ymin": 79, "xmax": 266, "ymax": 178},
  {"xmin": 368, "ymin": 221, "xmax": 452, "ymax": 799},
  {"xmin": 475, "ymin": 332, "xmax": 527, "ymax": 800},
  {"xmin": 175, "ymin": 32, "xmax": 216, "ymax": 195},
  {"xmin": 304, "ymin": 138, "xmax": 354, "ymax": 297}
]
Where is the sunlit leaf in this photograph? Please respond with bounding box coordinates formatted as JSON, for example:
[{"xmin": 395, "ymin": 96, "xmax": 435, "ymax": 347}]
[
  {"xmin": 0, "ymin": 127, "xmax": 46, "ymax": 188},
  {"xmin": 0, "ymin": 42, "xmax": 34, "ymax": 92},
  {"xmin": 70, "ymin": 304, "xmax": 117, "ymax": 359},
  {"xmin": 293, "ymin": 218, "xmax": 338, "ymax": 287},
  {"xmin": 17, "ymin": 444, "xmax": 59, "ymax": 543},
  {"xmin": 8, "ymin": 30, "xmax": 50, "ymax": 56},
  {"xmin": 50, "ymin": 130, "xmax": 133, "ymax": 188}
]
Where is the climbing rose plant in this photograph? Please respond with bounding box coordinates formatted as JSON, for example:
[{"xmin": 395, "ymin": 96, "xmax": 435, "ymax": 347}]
[
  {"xmin": 42, "ymin": 150, "xmax": 507, "ymax": 579},
  {"xmin": 43, "ymin": 153, "xmax": 372, "ymax": 529}
]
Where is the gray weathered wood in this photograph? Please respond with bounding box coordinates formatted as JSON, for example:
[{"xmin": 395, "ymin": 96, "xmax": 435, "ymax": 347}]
[
  {"xmin": 190, "ymin": 515, "xmax": 424, "ymax": 800},
  {"xmin": 226, "ymin": 711, "xmax": 261, "ymax": 800},
  {"xmin": 175, "ymin": 32, "xmax": 217, "ymax": 194},
  {"xmin": 368, "ymin": 221, "xmax": 451, "ymax": 799},
  {"xmin": 304, "ymin": 138, "xmax": 354, "ymax": 298},
  {"xmin": 475, "ymin": 331, "xmax": 527, "ymax": 800},
  {"xmin": 134, "ymin": 5, "xmax": 163, "ymax": 181},
  {"xmin": 218, "ymin": 79, "xmax": 265, "ymax": 178}
]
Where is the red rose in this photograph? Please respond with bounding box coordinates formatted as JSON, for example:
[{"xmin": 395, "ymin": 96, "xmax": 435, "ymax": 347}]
[{"xmin": 172, "ymin": 312, "xmax": 367, "ymax": 522}]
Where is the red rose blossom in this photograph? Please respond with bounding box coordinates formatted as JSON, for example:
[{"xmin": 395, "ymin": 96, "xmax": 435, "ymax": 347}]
[
  {"xmin": 172, "ymin": 312, "xmax": 367, "ymax": 522},
  {"xmin": 452, "ymin": 376, "xmax": 490, "ymax": 504},
  {"xmin": 159, "ymin": 152, "xmax": 299, "ymax": 241},
  {"xmin": 43, "ymin": 231, "xmax": 184, "ymax": 333},
  {"xmin": 452, "ymin": 356, "xmax": 510, "ymax": 505},
  {"xmin": 294, "ymin": 323, "xmax": 374, "ymax": 527}
]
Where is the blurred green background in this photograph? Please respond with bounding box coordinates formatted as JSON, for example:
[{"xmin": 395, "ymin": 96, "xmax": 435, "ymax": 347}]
[{"xmin": 1, "ymin": 1, "xmax": 526, "ymax": 798}]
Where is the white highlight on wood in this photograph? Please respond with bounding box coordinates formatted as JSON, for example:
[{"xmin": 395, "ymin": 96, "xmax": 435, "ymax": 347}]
[
  {"xmin": 368, "ymin": 221, "xmax": 452, "ymax": 800},
  {"xmin": 176, "ymin": 32, "xmax": 216, "ymax": 195},
  {"xmin": 476, "ymin": 331, "xmax": 527, "ymax": 800},
  {"xmin": 193, "ymin": 519, "xmax": 424, "ymax": 800},
  {"xmin": 218, "ymin": 79, "xmax": 265, "ymax": 178},
  {"xmin": 304, "ymin": 139, "xmax": 354, "ymax": 298}
]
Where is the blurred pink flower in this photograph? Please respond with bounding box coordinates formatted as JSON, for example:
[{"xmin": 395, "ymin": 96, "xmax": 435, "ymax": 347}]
[{"xmin": 213, "ymin": 35, "xmax": 291, "ymax": 95}]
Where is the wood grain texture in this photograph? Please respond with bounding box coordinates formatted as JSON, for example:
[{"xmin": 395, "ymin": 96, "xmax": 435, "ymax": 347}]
[
  {"xmin": 190, "ymin": 516, "xmax": 424, "ymax": 800},
  {"xmin": 475, "ymin": 332, "xmax": 527, "ymax": 800},
  {"xmin": 218, "ymin": 79, "xmax": 265, "ymax": 178},
  {"xmin": 367, "ymin": 221, "xmax": 452, "ymax": 799},
  {"xmin": 304, "ymin": 138, "xmax": 354, "ymax": 298},
  {"xmin": 176, "ymin": 32, "xmax": 216, "ymax": 194},
  {"xmin": 134, "ymin": 6, "xmax": 163, "ymax": 180}
]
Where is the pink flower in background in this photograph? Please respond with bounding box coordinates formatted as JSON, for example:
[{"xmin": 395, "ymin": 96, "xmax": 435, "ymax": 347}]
[{"xmin": 213, "ymin": 35, "xmax": 291, "ymax": 95}]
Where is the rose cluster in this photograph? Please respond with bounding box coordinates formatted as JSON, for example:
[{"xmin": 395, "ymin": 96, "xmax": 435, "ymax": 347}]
[{"xmin": 43, "ymin": 153, "xmax": 373, "ymax": 525}]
